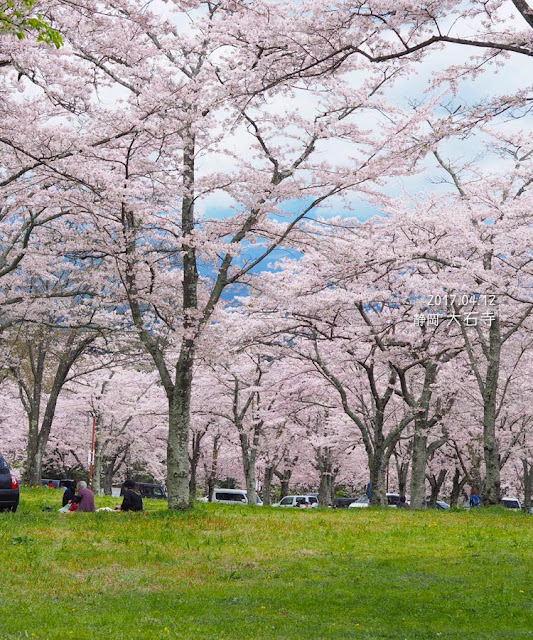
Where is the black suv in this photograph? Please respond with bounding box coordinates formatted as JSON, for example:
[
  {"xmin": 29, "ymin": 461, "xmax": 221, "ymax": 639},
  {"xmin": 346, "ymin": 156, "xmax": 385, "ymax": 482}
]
[
  {"xmin": 136, "ymin": 483, "xmax": 167, "ymax": 499},
  {"xmin": 0, "ymin": 455, "xmax": 19, "ymax": 512},
  {"xmin": 120, "ymin": 482, "xmax": 167, "ymax": 500}
]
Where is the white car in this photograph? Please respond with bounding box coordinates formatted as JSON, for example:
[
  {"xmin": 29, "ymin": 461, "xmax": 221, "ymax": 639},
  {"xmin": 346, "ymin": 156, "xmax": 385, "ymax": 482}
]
[
  {"xmin": 208, "ymin": 488, "xmax": 263, "ymax": 505},
  {"xmin": 348, "ymin": 493, "xmax": 401, "ymax": 508},
  {"xmin": 501, "ymin": 497, "xmax": 522, "ymax": 510},
  {"xmin": 273, "ymin": 495, "xmax": 318, "ymax": 508}
]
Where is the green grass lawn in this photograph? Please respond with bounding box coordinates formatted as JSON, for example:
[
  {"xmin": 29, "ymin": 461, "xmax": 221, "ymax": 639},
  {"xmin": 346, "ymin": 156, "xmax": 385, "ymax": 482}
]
[{"xmin": 1, "ymin": 489, "xmax": 532, "ymax": 639}]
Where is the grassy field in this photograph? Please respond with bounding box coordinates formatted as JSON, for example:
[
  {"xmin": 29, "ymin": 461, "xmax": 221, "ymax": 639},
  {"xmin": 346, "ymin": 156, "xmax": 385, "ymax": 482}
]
[{"xmin": 1, "ymin": 489, "xmax": 532, "ymax": 640}]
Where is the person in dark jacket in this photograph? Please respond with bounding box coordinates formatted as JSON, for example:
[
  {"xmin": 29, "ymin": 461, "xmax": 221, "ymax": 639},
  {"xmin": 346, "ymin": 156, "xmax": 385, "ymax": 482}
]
[
  {"xmin": 62, "ymin": 481, "xmax": 77, "ymax": 507},
  {"xmin": 397, "ymin": 496, "xmax": 409, "ymax": 508},
  {"xmin": 116, "ymin": 479, "xmax": 143, "ymax": 512}
]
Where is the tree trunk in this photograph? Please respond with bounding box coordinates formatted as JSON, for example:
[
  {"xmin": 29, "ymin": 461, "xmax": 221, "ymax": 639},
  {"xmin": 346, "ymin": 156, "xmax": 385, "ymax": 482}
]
[
  {"xmin": 244, "ymin": 459, "xmax": 257, "ymax": 505},
  {"xmin": 317, "ymin": 447, "xmax": 335, "ymax": 506},
  {"xmin": 207, "ymin": 434, "xmax": 220, "ymax": 502},
  {"xmin": 318, "ymin": 470, "xmax": 334, "ymax": 506},
  {"xmin": 523, "ymin": 459, "xmax": 533, "ymax": 512},
  {"xmin": 275, "ymin": 464, "xmax": 295, "ymax": 499},
  {"xmin": 262, "ymin": 465, "xmax": 275, "ymax": 506},
  {"xmin": 368, "ymin": 449, "xmax": 387, "ymax": 506},
  {"xmin": 20, "ymin": 333, "xmax": 94, "ymax": 486},
  {"xmin": 24, "ymin": 416, "xmax": 41, "ymax": 485},
  {"xmin": 410, "ymin": 429, "xmax": 428, "ymax": 509},
  {"xmin": 167, "ymin": 391, "xmax": 192, "ymax": 510},
  {"xmin": 240, "ymin": 432, "xmax": 258, "ymax": 505},
  {"xmin": 482, "ymin": 314, "xmax": 501, "ymax": 505},
  {"xmin": 167, "ymin": 340, "xmax": 195, "ymax": 510},
  {"xmin": 367, "ymin": 408, "xmax": 391, "ymax": 506},
  {"xmin": 427, "ymin": 469, "xmax": 447, "ymax": 507},
  {"xmin": 21, "ymin": 342, "xmax": 45, "ymax": 485},
  {"xmin": 237, "ymin": 411, "xmax": 262, "ymax": 505},
  {"xmin": 92, "ymin": 438, "xmax": 103, "ymax": 495},
  {"xmin": 401, "ymin": 361, "xmax": 440, "ymax": 510},
  {"xmin": 396, "ymin": 459, "xmax": 409, "ymax": 500},
  {"xmin": 280, "ymin": 471, "xmax": 291, "ymax": 498},
  {"xmin": 102, "ymin": 466, "xmax": 114, "ymax": 495},
  {"xmin": 450, "ymin": 467, "xmax": 468, "ymax": 506},
  {"xmin": 164, "ymin": 129, "xmax": 198, "ymax": 510},
  {"xmin": 188, "ymin": 462, "xmax": 197, "ymax": 500},
  {"xmin": 189, "ymin": 429, "xmax": 205, "ymax": 500},
  {"xmin": 102, "ymin": 448, "xmax": 129, "ymax": 495}
]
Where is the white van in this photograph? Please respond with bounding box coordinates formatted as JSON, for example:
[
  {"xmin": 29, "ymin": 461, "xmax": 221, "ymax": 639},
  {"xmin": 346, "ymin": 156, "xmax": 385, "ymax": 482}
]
[{"xmin": 210, "ymin": 488, "xmax": 263, "ymax": 505}]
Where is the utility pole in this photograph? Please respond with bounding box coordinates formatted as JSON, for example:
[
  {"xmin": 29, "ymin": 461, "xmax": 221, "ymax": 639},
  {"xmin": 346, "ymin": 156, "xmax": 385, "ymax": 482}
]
[{"xmin": 89, "ymin": 415, "xmax": 96, "ymax": 489}]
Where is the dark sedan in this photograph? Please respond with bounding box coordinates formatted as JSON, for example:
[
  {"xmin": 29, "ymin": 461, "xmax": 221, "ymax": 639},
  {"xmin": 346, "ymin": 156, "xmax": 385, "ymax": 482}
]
[
  {"xmin": 333, "ymin": 497, "xmax": 358, "ymax": 508},
  {"xmin": 0, "ymin": 455, "xmax": 20, "ymax": 512}
]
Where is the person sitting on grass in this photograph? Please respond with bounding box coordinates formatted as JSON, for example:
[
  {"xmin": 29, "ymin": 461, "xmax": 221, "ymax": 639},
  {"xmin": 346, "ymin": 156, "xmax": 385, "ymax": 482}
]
[
  {"xmin": 62, "ymin": 481, "xmax": 77, "ymax": 507},
  {"xmin": 115, "ymin": 479, "xmax": 143, "ymax": 512},
  {"xmin": 76, "ymin": 481, "xmax": 95, "ymax": 512},
  {"xmin": 58, "ymin": 493, "xmax": 80, "ymax": 513}
]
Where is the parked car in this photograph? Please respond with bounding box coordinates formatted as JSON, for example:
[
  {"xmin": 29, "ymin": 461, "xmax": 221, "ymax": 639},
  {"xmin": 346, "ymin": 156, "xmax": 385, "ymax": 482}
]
[
  {"xmin": 424, "ymin": 499, "xmax": 451, "ymax": 510},
  {"xmin": 501, "ymin": 497, "xmax": 522, "ymax": 510},
  {"xmin": 386, "ymin": 493, "xmax": 401, "ymax": 507},
  {"xmin": 209, "ymin": 488, "xmax": 263, "ymax": 505},
  {"xmin": 273, "ymin": 495, "xmax": 318, "ymax": 508},
  {"xmin": 348, "ymin": 493, "xmax": 401, "ymax": 508},
  {"xmin": 348, "ymin": 495, "xmax": 370, "ymax": 508},
  {"xmin": 333, "ymin": 497, "xmax": 358, "ymax": 509},
  {"xmin": 41, "ymin": 478, "xmax": 61, "ymax": 489},
  {"xmin": 0, "ymin": 455, "xmax": 20, "ymax": 512},
  {"xmin": 41, "ymin": 478, "xmax": 75, "ymax": 490},
  {"xmin": 130, "ymin": 482, "xmax": 167, "ymax": 500}
]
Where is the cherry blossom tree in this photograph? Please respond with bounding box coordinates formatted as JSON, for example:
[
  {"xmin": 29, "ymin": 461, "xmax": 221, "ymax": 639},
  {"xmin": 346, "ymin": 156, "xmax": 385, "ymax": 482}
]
[
  {"xmin": 235, "ymin": 234, "xmax": 416, "ymax": 505},
  {"xmin": 37, "ymin": 365, "xmax": 167, "ymax": 490},
  {"xmin": 0, "ymin": 380, "xmax": 26, "ymax": 468},
  {"xmin": 9, "ymin": 0, "xmax": 430, "ymax": 509},
  {"xmin": 6, "ymin": 323, "xmax": 97, "ymax": 484},
  {"xmin": 390, "ymin": 132, "xmax": 533, "ymax": 504},
  {"xmin": 2, "ymin": 0, "xmax": 532, "ymax": 509},
  {"xmin": 280, "ymin": 0, "xmax": 533, "ymax": 81}
]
